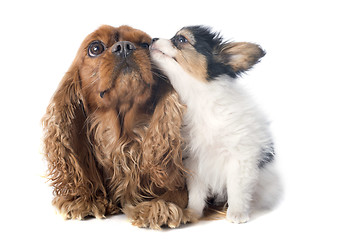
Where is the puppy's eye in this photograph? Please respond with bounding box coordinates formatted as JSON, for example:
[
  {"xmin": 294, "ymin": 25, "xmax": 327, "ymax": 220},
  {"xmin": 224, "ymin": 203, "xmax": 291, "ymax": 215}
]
[
  {"xmin": 88, "ymin": 41, "xmax": 106, "ymax": 57},
  {"xmin": 140, "ymin": 42, "xmax": 150, "ymax": 49},
  {"xmin": 177, "ymin": 35, "xmax": 187, "ymax": 43}
]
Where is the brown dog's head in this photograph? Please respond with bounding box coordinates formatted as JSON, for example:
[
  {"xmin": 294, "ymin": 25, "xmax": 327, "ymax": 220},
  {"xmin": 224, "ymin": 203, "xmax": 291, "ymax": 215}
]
[{"xmin": 70, "ymin": 25, "xmax": 153, "ymax": 114}]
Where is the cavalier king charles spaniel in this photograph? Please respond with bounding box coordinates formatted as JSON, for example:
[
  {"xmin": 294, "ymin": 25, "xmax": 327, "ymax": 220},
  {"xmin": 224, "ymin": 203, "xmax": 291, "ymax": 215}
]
[{"xmin": 42, "ymin": 25, "xmax": 195, "ymax": 229}]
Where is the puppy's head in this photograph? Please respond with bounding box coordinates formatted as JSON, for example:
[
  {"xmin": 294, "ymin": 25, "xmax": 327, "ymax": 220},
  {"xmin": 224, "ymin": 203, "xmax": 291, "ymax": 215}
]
[
  {"xmin": 150, "ymin": 25, "xmax": 265, "ymax": 81},
  {"xmin": 74, "ymin": 25, "xmax": 153, "ymax": 113}
]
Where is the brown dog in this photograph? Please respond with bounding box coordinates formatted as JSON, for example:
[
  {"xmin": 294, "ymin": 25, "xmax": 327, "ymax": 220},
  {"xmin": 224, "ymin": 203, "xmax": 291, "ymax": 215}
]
[{"xmin": 42, "ymin": 25, "xmax": 195, "ymax": 229}]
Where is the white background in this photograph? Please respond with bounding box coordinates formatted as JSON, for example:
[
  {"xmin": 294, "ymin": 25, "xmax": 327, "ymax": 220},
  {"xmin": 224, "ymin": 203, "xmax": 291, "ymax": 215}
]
[{"xmin": 1, "ymin": 0, "xmax": 337, "ymax": 239}]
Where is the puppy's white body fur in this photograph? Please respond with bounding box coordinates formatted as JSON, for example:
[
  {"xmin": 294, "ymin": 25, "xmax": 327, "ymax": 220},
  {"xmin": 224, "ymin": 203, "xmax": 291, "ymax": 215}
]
[{"xmin": 151, "ymin": 35, "xmax": 280, "ymax": 223}]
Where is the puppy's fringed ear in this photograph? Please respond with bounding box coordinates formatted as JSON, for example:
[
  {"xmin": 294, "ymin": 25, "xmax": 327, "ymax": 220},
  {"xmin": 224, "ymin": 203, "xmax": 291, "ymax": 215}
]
[{"xmin": 216, "ymin": 42, "xmax": 265, "ymax": 77}]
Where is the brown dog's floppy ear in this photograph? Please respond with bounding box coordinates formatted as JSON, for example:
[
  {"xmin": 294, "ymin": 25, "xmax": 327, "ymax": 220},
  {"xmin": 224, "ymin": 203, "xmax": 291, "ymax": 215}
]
[
  {"xmin": 141, "ymin": 82, "xmax": 186, "ymax": 192},
  {"xmin": 42, "ymin": 60, "xmax": 107, "ymax": 218},
  {"xmin": 216, "ymin": 42, "xmax": 265, "ymax": 76}
]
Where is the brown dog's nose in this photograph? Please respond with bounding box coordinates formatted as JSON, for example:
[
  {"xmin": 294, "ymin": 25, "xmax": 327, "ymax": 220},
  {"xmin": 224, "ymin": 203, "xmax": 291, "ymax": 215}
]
[{"xmin": 112, "ymin": 41, "xmax": 136, "ymax": 57}]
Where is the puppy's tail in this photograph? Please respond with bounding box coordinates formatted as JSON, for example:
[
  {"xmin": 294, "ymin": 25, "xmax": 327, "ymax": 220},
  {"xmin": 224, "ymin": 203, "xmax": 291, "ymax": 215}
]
[{"xmin": 253, "ymin": 162, "xmax": 283, "ymax": 210}]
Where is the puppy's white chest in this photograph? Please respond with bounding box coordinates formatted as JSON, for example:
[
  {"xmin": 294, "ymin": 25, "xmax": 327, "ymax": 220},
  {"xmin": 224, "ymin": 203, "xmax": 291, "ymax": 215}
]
[{"xmin": 184, "ymin": 110, "xmax": 230, "ymax": 191}]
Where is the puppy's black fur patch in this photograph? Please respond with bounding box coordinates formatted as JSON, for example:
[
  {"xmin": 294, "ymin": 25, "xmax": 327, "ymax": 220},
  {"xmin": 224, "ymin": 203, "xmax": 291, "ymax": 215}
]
[
  {"xmin": 181, "ymin": 26, "xmax": 265, "ymax": 80},
  {"xmin": 258, "ymin": 144, "xmax": 275, "ymax": 169},
  {"xmin": 183, "ymin": 26, "xmax": 238, "ymax": 79}
]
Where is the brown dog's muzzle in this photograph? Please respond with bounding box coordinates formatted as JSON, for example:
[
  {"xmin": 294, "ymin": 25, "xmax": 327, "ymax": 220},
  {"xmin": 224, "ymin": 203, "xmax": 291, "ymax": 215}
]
[{"xmin": 112, "ymin": 41, "xmax": 136, "ymax": 58}]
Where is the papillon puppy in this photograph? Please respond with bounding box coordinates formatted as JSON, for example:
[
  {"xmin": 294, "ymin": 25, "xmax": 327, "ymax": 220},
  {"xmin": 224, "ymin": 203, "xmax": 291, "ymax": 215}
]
[{"xmin": 150, "ymin": 26, "xmax": 281, "ymax": 223}]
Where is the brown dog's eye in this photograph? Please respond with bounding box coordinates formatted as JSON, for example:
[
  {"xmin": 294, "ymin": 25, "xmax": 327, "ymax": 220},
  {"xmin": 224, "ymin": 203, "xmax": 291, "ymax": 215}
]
[
  {"xmin": 88, "ymin": 41, "xmax": 106, "ymax": 57},
  {"xmin": 140, "ymin": 42, "xmax": 150, "ymax": 49}
]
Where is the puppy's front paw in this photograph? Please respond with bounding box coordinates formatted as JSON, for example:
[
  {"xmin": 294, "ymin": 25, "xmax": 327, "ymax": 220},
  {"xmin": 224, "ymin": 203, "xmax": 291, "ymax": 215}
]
[{"xmin": 226, "ymin": 208, "xmax": 250, "ymax": 224}]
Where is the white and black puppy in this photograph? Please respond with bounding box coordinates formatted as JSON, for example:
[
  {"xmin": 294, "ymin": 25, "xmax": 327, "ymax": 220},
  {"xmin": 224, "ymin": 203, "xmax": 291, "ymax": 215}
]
[{"xmin": 150, "ymin": 26, "xmax": 281, "ymax": 223}]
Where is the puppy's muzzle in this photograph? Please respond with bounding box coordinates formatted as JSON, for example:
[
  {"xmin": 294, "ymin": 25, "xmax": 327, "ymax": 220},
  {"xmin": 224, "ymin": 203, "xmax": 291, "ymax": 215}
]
[{"xmin": 112, "ymin": 41, "xmax": 136, "ymax": 58}]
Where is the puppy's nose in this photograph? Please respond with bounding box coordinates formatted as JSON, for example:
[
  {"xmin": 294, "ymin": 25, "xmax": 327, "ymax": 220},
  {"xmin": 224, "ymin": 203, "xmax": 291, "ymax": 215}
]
[
  {"xmin": 112, "ymin": 41, "xmax": 136, "ymax": 57},
  {"xmin": 152, "ymin": 38, "xmax": 159, "ymax": 43}
]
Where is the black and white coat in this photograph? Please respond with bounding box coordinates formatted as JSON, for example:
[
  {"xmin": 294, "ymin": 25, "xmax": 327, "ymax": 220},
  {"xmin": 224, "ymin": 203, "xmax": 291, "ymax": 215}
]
[{"xmin": 150, "ymin": 26, "xmax": 281, "ymax": 223}]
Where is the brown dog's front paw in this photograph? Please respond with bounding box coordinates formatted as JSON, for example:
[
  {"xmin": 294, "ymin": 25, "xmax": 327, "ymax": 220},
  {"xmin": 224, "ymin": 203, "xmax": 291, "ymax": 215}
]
[
  {"xmin": 53, "ymin": 195, "xmax": 118, "ymax": 220},
  {"xmin": 123, "ymin": 200, "xmax": 197, "ymax": 229}
]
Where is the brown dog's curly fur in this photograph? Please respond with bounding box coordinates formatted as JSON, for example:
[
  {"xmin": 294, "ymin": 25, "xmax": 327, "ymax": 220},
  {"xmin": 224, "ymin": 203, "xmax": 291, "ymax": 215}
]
[{"xmin": 42, "ymin": 25, "xmax": 196, "ymax": 228}]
